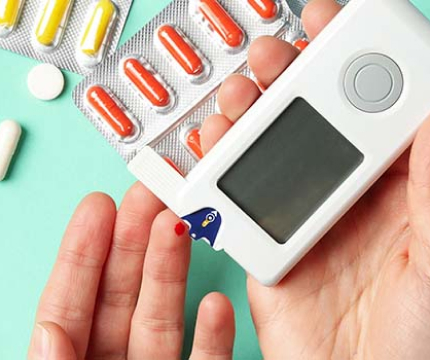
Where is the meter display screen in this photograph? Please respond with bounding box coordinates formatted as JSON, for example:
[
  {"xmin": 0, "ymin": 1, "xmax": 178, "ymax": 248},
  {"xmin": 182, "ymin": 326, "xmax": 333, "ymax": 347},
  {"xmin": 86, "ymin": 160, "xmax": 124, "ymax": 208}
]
[{"xmin": 218, "ymin": 98, "xmax": 364, "ymax": 244}]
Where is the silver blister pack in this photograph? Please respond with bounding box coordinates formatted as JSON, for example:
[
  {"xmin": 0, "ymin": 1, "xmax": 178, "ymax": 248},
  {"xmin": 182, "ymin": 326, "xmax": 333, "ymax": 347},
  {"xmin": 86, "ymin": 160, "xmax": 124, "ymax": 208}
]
[
  {"xmin": 73, "ymin": 0, "xmax": 347, "ymax": 174},
  {"xmin": 0, "ymin": 0, "xmax": 134, "ymax": 74}
]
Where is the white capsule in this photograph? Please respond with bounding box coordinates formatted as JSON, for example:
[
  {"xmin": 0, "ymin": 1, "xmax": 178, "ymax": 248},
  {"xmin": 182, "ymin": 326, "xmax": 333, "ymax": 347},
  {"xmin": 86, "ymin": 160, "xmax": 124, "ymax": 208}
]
[{"xmin": 0, "ymin": 119, "xmax": 22, "ymax": 181}]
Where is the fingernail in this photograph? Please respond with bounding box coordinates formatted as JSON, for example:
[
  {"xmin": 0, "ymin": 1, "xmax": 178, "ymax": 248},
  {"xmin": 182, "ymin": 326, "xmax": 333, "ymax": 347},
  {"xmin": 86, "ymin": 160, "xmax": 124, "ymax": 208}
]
[
  {"xmin": 33, "ymin": 323, "xmax": 50, "ymax": 359},
  {"xmin": 175, "ymin": 221, "xmax": 186, "ymax": 236}
]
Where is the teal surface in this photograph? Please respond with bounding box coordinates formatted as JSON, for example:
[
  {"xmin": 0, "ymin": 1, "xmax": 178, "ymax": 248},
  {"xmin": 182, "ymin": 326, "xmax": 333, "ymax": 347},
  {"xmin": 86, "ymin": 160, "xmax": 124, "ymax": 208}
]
[
  {"xmin": 0, "ymin": 2, "xmax": 260, "ymax": 359},
  {"xmin": 413, "ymin": 0, "xmax": 430, "ymax": 19},
  {"xmin": 1, "ymin": 1, "xmax": 430, "ymax": 359}
]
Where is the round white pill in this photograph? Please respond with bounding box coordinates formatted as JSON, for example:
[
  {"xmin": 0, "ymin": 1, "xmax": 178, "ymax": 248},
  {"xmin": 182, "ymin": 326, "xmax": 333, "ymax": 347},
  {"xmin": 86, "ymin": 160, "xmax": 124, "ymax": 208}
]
[
  {"xmin": 0, "ymin": 120, "xmax": 22, "ymax": 181},
  {"xmin": 27, "ymin": 63, "xmax": 65, "ymax": 101}
]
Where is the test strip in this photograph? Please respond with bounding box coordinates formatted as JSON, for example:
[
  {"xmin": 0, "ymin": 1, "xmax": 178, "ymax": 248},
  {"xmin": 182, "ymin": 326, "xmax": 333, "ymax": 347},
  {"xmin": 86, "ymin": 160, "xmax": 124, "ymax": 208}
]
[
  {"xmin": 34, "ymin": 0, "xmax": 74, "ymax": 50},
  {"xmin": 157, "ymin": 24, "xmax": 209, "ymax": 82},
  {"xmin": 182, "ymin": 124, "xmax": 204, "ymax": 160},
  {"xmin": 0, "ymin": 0, "xmax": 24, "ymax": 37},
  {"xmin": 121, "ymin": 57, "xmax": 174, "ymax": 111},
  {"xmin": 247, "ymin": 0, "xmax": 278, "ymax": 21},
  {"xmin": 198, "ymin": 0, "xmax": 245, "ymax": 50},
  {"xmin": 78, "ymin": 0, "xmax": 117, "ymax": 67},
  {"xmin": 85, "ymin": 85, "xmax": 137, "ymax": 140}
]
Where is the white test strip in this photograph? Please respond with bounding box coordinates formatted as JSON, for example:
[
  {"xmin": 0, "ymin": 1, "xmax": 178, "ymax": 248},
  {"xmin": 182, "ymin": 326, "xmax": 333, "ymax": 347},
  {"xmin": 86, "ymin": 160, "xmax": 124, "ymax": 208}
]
[{"xmin": 0, "ymin": 119, "xmax": 22, "ymax": 181}]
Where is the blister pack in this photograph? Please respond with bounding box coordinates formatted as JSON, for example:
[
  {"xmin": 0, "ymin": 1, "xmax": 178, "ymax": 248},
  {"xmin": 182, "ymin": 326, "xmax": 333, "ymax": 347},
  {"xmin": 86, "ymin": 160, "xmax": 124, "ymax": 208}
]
[
  {"xmin": 0, "ymin": 0, "xmax": 133, "ymax": 74},
  {"xmin": 73, "ymin": 0, "xmax": 347, "ymax": 174}
]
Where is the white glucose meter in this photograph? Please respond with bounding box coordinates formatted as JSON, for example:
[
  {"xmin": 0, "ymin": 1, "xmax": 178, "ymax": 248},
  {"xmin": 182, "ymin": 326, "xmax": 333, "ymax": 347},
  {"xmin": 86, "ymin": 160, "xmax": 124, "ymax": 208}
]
[{"xmin": 129, "ymin": 0, "xmax": 430, "ymax": 286}]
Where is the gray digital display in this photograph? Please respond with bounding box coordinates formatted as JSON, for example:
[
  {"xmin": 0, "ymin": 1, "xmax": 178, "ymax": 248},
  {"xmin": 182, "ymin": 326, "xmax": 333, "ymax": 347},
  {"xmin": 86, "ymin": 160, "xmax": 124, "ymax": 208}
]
[{"xmin": 218, "ymin": 98, "xmax": 364, "ymax": 244}]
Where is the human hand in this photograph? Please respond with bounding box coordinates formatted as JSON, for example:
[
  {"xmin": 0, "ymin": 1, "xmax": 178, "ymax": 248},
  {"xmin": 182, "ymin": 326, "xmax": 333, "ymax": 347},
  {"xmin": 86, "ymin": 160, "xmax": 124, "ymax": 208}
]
[
  {"xmin": 27, "ymin": 183, "xmax": 235, "ymax": 360},
  {"xmin": 200, "ymin": 0, "xmax": 430, "ymax": 358}
]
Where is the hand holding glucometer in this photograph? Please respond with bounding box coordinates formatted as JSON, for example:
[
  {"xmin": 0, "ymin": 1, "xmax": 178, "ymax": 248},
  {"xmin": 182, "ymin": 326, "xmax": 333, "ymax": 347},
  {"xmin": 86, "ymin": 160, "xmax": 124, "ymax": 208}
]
[
  {"xmin": 129, "ymin": 0, "xmax": 430, "ymax": 286},
  {"xmin": 27, "ymin": 0, "xmax": 430, "ymax": 359}
]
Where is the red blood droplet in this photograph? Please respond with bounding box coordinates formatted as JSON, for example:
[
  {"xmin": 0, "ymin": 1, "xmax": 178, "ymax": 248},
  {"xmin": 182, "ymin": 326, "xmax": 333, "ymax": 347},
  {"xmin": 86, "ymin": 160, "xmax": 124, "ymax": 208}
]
[{"xmin": 175, "ymin": 222, "xmax": 186, "ymax": 236}]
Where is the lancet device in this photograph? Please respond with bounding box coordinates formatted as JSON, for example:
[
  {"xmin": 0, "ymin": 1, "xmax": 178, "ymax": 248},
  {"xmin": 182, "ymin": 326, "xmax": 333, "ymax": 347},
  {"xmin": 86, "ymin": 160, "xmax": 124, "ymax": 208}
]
[{"xmin": 129, "ymin": 0, "xmax": 430, "ymax": 286}]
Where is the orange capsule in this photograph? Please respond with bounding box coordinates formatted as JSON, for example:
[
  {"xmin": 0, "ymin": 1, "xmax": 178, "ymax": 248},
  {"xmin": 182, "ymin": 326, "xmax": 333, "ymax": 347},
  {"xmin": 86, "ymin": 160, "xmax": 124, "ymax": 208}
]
[
  {"xmin": 163, "ymin": 156, "xmax": 184, "ymax": 176},
  {"xmin": 86, "ymin": 85, "xmax": 135, "ymax": 138},
  {"xmin": 248, "ymin": 0, "xmax": 278, "ymax": 20},
  {"xmin": 293, "ymin": 38, "xmax": 309, "ymax": 52},
  {"xmin": 183, "ymin": 126, "xmax": 204, "ymax": 160},
  {"xmin": 198, "ymin": 0, "xmax": 245, "ymax": 49},
  {"xmin": 122, "ymin": 57, "xmax": 171, "ymax": 109},
  {"xmin": 157, "ymin": 24, "xmax": 204, "ymax": 77}
]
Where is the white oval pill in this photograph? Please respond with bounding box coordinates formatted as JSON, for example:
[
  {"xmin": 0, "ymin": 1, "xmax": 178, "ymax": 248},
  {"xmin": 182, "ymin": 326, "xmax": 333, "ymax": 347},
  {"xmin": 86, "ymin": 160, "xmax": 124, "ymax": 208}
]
[
  {"xmin": 27, "ymin": 63, "xmax": 65, "ymax": 101},
  {"xmin": 0, "ymin": 120, "xmax": 22, "ymax": 181}
]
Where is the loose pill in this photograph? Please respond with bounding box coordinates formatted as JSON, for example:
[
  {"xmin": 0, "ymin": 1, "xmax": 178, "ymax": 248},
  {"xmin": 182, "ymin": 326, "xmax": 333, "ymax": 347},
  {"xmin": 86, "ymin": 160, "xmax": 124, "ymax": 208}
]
[
  {"xmin": 0, "ymin": 0, "xmax": 24, "ymax": 37},
  {"xmin": 122, "ymin": 57, "xmax": 172, "ymax": 110},
  {"xmin": 184, "ymin": 126, "xmax": 204, "ymax": 159},
  {"xmin": 248, "ymin": 0, "xmax": 278, "ymax": 21},
  {"xmin": 27, "ymin": 63, "xmax": 65, "ymax": 101},
  {"xmin": 86, "ymin": 85, "xmax": 136, "ymax": 139},
  {"xmin": 198, "ymin": 0, "xmax": 245, "ymax": 49},
  {"xmin": 79, "ymin": 0, "xmax": 117, "ymax": 58},
  {"xmin": 34, "ymin": 0, "xmax": 73, "ymax": 49},
  {"xmin": 0, "ymin": 120, "xmax": 21, "ymax": 181},
  {"xmin": 157, "ymin": 24, "xmax": 204, "ymax": 77}
]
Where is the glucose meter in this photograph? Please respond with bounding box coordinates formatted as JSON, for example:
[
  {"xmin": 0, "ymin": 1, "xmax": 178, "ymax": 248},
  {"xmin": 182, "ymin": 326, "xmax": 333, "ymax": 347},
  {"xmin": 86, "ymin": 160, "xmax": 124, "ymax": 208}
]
[{"xmin": 129, "ymin": 0, "xmax": 430, "ymax": 286}]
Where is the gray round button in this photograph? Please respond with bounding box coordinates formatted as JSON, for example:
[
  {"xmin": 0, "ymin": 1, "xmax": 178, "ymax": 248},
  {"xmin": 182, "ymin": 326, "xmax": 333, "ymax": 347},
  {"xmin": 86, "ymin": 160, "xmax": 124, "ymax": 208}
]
[{"xmin": 344, "ymin": 54, "xmax": 403, "ymax": 113}]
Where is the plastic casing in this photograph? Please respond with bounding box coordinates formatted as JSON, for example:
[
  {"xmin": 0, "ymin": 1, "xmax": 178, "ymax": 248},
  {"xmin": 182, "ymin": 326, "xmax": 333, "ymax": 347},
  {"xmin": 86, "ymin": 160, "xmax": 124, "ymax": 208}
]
[{"xmin": 131, "ymin": 0, "xmax": 430, "ymax": 286}]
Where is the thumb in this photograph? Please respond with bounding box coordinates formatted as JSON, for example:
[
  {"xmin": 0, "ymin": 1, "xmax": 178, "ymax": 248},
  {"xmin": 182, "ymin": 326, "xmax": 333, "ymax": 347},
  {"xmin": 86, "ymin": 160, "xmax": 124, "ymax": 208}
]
[
  {"xmin": 28, "ymin": 322, "xmax": 77, "ymax": 360},
  {"xmin": 408, "ymin": 117, "xmax": 430, "ymax": 274}
]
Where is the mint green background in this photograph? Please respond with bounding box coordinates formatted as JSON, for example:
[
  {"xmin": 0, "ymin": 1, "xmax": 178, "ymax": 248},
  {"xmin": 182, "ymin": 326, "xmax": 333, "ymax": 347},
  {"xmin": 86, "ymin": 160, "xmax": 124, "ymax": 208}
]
[
  {"xmin": 0, "ymin": 2, "xmax": 260, "ymax": 359},
  {"xmin": 1, "ymin": 1, "xmax": 429, "ymax": 359}
]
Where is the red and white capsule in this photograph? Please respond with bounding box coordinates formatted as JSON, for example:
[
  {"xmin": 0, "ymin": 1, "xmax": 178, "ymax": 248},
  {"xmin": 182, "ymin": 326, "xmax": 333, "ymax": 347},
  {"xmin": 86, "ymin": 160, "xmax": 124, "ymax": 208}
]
[
  {"xmin": 120, "ymin": 56, "xmax": 176, "ymax": 113},
  {"xmin": 248, "ymin": 0, "xmax": 279, "ymax": 22},
  {"xmin": 192, "ymin": 0, "xmax": 246, "ymax": 52},
  {"xmin": 163, "ymin": 155, "xmax": 184, "ymax": 176},
  {"xmin": 85, "ymin": 85, "xmax": 140, "ymax": 142},
  {"xmin": 156, "ymin": 24, "xmax": 210, "ymax": 83},
  {"xmin": 293, "ymin": 38, "xmax": 309, "ymax": 52},
  {"xmin": 181, "ymin": 124, "xmax": 204, "ymax": 160}
]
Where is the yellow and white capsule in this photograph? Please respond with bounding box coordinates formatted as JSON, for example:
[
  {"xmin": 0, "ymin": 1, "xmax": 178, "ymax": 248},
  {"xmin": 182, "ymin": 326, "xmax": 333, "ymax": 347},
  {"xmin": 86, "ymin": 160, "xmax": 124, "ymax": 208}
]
[
  {"xmin": 77, "ymin": 0, "xmax": 117, "ymax": 68},
  {"xmin": 33, "ymin": 0, "xmax": 74, "ymax": 52},
  {"xmin": 0, "ymin": 0, "xmax": 25, "ymax": 38}
]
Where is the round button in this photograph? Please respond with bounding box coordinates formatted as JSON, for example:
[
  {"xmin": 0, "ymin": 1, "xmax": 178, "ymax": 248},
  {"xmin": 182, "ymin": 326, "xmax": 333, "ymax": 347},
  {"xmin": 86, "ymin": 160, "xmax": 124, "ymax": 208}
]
[
  {"xmin": 344, "ymin": 54, "xmax": 403, "ymax": 113},
  {"xmin": 355, "ymin": 65, "xmax": 393, "ymax": 102}
]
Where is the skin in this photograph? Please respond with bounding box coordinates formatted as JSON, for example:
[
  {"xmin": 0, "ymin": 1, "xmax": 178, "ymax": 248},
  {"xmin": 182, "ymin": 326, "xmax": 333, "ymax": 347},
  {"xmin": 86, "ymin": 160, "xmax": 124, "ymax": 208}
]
[{"xmin": 28, "ymin": 0, "xmax": 430, "ymax": 358}]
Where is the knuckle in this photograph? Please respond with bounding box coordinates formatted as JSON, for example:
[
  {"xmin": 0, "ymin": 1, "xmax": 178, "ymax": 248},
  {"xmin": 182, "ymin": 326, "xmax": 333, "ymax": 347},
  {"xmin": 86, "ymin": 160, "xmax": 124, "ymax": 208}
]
[
  {"xmin": 98, "ymin": 288, "xmax": 139, "ymax": 309},
  {"xmin": 40, "ymin": 292, "xmax": 93, "ymax": 323},
  {"xmin": 145, "ymin": 251, "xmax": 187, "ymax": 285},
  {"xmin": 134, "ymin": 316, "xmax": 184, "ymax": 334},
  {"xmin": 57, "ymin": 248, "xmax": 104, "ymax": 270}
]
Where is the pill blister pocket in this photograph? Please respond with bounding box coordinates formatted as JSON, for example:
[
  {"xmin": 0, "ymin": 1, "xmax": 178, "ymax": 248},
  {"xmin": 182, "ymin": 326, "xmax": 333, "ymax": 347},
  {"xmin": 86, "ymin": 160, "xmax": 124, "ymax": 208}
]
[
  {"xmin": 0, "ymin": 0, "xmax": 133, "ymax": 74},
  {"xmin": 73, "ymin": 0, "xmax": 348, "ymax": 174}
]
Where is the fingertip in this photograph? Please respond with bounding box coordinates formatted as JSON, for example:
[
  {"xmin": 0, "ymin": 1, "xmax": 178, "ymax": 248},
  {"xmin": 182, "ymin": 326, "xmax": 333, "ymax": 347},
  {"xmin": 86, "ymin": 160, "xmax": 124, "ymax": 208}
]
[
  {"xmin": 198, "ymin": 292, "xmax": 235, "ymax": 332},
  {"xmin": 120, "ymin": 181, "xmax": 164, "ymax": 212},
  {"xmin": 190, "ymin": 292, "xmax": 235, "ymax": 360},
  {"xmin": 29, "ymin": 322, "xmax": 77, "ymax": 360},
  {"xmin": 201, "ymin": 114, "xmax": 233, "ymax": 154},
  {"xmin": 217, "ymin": 74, "xmax": 261, "ymax": 122},
  {"xmin": 248, "ymin": 36, "xmax": 299, "ymax": 88},
  {"xmin": 302, "ymin": 0, "xmax": 342, "ymax": 40},
  {"xmin": 151, "ymin": 209, "xmax": 190, "ymax": 245},
  {"xmin": 78, "ymin": 192, "xmax": 117, "ymax": 219}
]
